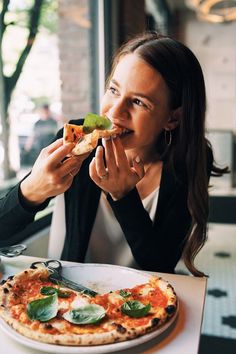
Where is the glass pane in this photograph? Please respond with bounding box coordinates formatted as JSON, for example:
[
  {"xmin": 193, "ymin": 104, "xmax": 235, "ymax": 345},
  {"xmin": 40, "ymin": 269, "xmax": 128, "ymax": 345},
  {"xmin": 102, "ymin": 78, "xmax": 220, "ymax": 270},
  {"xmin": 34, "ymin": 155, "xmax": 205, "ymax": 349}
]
[{"xmin": 0, "ymin": 0, "xmax": 100, "ymax": 191}]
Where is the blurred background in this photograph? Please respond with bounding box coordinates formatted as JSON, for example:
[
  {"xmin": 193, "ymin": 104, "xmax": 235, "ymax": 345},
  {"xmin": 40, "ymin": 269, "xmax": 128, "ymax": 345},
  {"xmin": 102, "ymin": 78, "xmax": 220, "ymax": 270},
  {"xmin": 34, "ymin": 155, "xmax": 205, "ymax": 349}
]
[{"xmin": 0, "ymin": 1, "xmax": 236, "ymax": 352}]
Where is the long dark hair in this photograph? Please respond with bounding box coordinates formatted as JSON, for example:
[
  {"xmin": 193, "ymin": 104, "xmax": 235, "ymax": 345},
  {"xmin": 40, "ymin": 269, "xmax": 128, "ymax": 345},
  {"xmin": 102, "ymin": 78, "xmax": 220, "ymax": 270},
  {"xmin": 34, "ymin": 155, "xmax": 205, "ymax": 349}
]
[{"xmin": 109, "ymin": 32, "xmax": 228, "ymax": 276}]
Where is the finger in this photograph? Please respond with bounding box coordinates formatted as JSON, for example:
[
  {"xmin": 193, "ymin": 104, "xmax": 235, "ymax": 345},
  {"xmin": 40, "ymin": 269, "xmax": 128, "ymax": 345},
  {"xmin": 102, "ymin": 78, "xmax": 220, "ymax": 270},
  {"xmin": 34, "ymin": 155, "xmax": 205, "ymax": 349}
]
[
  {"xmin": 89, "ymin": 157, "xmax": 100, "ymax": 184},
  {"xmin": 59, "ymin": 156, "xmax": 81, "ymax": 177},
  {"xmin": 132, "ymin": 156, "xmax": 145, "ymax": 180},
  {"xmin": 59, "ymin": 173, "xmax": 75, "ymax": 191},
  {"xmin": 69, "ymin": 167, "xmax": 79, "ymax": 177},
  {"xmin": 102, "ymin": 138, "xmax": 117, "ymax": 172},
  {"xmin": 45, "ymin": 138, "xmax": 64, "ymax": 154},
  {"xmin": 111, "ymin": 136, "xmax": 129, "ymax": 170},
  {"xmin": 95, "ymin": 146, "xmax": 107, "ymax": 178},
  {"xmin": 47, "ymin": 142, "xmax": 75, "ymax": 169}
]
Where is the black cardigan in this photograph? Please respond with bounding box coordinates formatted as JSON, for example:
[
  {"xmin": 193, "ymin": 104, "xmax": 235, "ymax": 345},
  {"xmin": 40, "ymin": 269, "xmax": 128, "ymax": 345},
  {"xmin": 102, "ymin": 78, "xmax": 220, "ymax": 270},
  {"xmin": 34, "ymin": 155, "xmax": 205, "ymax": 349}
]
[{"xmin": 0, "ymin": 120, "xmax": 212, "ymax": 273}]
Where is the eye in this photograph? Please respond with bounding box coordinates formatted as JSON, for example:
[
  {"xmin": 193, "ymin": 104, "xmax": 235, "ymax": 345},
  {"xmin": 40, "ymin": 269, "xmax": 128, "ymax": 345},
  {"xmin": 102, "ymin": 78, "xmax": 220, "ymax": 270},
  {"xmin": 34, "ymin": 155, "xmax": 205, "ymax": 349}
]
[
  {"xmin": 133, "ymin": 98, "xmax": 148, "ymax": 108},
  {"xmin": 108, "ymin": 86, "xmax": 119, "ymax": 95}
]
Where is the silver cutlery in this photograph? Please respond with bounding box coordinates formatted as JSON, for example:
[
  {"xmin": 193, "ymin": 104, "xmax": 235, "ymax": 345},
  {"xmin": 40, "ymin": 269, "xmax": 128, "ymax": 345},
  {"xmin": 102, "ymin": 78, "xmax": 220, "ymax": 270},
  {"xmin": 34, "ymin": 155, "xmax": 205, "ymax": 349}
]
[{"xmin": 0, "ymin": 244, "xmax": 27, "ymax": 257}]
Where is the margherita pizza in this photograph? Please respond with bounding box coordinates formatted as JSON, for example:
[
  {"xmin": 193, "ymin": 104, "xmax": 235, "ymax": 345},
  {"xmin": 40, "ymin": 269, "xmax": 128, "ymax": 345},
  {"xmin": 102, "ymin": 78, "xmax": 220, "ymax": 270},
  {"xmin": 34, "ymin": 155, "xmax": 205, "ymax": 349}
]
[{"xmin": 0, "ymin": 267, "xmax": 177, "ymax": 346}]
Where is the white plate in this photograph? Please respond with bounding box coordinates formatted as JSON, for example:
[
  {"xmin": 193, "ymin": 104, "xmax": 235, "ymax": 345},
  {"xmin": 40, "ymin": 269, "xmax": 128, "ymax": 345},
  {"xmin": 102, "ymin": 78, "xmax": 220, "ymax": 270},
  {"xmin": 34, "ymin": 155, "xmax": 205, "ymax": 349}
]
[{"xmin": 0, "ymin": 263, "xmax": 178, "ymax": 353}]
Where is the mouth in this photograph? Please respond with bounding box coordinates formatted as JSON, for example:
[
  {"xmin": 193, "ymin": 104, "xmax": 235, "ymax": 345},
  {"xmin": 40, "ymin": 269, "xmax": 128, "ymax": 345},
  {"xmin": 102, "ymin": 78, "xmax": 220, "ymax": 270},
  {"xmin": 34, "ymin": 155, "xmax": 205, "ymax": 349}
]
[
  {"xmin": 113, "ymin": 125, "xmax": 133, "ymax": 137},
  {"xmin": 104, "ymin": 115, "xmax": 133, "ymax": 137}
]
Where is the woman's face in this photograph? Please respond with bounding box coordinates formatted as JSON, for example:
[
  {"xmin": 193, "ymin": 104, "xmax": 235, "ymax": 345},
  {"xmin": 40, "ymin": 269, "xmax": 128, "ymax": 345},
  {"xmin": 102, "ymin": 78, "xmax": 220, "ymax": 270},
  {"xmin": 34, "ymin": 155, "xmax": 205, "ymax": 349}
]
[{"xmin": 101, "ymin": 53, "xmax": 172, "ymax": 159}]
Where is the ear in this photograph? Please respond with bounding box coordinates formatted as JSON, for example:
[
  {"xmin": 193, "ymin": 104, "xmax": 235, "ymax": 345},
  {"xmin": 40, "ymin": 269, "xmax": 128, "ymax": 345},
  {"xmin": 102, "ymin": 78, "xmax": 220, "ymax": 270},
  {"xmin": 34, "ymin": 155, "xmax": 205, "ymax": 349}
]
[{"xmin": 165, "ymin": 107, "xmax": 182, "ymax": 131}]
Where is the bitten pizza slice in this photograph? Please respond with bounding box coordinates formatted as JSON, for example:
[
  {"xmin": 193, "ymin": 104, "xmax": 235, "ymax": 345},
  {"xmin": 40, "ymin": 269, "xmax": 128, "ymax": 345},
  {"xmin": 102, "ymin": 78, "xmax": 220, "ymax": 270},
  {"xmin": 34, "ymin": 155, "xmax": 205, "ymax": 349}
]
[{"xmin": 63, "ymin": 112, "xmax": 122, "ymax": 155}]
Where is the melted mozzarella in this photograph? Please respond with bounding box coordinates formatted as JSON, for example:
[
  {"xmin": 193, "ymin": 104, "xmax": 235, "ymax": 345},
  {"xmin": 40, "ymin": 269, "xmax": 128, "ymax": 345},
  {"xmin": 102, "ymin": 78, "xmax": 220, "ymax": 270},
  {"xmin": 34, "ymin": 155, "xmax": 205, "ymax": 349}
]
[
  {"xmin": 108, "ymin": 292, "xmax": 124, "ymax": 305},
  {"xmin": 58, "ymin": 294, "xmax": 90, "ymax": 311},
  {"xmin": 139, "ymin": 286, "xmax": 153, "ymax": 296},
  {"xmin": 71, "ymin": 296, "xmax": 90, "ymax": 309}
]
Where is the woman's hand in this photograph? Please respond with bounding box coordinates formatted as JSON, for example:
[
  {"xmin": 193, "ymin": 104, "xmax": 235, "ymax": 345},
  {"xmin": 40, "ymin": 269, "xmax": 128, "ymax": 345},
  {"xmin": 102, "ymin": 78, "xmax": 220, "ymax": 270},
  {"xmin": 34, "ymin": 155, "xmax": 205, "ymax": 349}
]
[
  {"xmin": 89, "ymin": 137, "xmax": 145, "ymax": 200},
  {"xmin": 20, "ymin": 138, "xmax": 89, "ymax": 205}
]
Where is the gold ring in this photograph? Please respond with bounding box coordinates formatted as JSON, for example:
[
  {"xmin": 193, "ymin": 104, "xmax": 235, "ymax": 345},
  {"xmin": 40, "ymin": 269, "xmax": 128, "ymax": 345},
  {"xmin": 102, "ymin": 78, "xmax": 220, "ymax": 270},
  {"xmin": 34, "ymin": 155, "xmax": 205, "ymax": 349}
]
[{"xmin": 100, "ymin": 173, "xmax": 108, "ymax": 180}]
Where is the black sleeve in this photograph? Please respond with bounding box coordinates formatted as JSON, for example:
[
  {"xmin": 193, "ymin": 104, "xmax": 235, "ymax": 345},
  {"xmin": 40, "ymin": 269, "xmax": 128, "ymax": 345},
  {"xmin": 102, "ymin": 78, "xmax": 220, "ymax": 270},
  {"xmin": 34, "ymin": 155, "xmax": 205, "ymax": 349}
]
[
  {"xmin": 0, "ymin": 120, "xmax": 83, "ymax": 240},
  {"xmin": 107, "ymin": 172, "xmax": 191, "ymax": 273},
  {"xmin": 0, "ymin": 182, "xmax": 50, "ymax": 240}
]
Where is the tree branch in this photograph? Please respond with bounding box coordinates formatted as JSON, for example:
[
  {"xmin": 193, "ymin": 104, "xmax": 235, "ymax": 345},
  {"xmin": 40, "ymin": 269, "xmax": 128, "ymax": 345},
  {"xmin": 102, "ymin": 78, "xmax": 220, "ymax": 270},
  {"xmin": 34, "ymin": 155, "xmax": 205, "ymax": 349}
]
[
  {"xmin": 7, "ymin": 0, "xmax": 44, "ymax": 96},
  {"xmin": 0, "ymin": 0, "xmax": 10, "ymax": 39}
]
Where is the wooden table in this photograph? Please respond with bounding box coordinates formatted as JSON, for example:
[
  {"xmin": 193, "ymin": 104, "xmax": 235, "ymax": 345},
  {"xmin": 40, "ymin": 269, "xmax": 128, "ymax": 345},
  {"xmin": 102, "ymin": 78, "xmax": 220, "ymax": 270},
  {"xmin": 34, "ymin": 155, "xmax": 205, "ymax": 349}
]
[{"xmin": 0, "ymin": 256, "xmax": 207, "ymax": 354}]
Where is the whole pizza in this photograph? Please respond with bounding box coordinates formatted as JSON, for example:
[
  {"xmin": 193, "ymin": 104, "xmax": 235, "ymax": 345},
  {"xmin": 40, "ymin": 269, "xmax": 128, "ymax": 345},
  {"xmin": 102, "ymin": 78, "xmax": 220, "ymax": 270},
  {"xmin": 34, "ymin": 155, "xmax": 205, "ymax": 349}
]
[{"xmin": 0, "ymin": 268, "xmax": 177, "ymax": 346}]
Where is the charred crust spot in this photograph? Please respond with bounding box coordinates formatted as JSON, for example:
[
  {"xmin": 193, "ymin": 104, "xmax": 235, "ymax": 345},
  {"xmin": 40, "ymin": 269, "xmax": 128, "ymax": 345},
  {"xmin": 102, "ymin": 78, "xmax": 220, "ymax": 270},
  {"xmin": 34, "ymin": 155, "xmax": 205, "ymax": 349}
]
[
  {"xmin": 0, "ymin": 280, "xmax": 6, "ymax": 285},
  {"xmin": 73, "ymin": 133, "xmax": 76, "ymax": 141},
  {"xmin": 116, "ymin": 324, "xmax": 127, "ymax": 334},
  {"xmin": 151, "ymin": 317, "xmax": 160, "ymax": 327},
  {"xmin": 112, "ymin": 323, "xmax": 127, "ymax": 334},
  {"xmin": 7, "ymin": 275, "xmax": 14, "ymax": 280},
  {"xmin": 24, "ymin": 271, "xmax": 28, "ymax": 274},
  {"xmin": 8, "ymin": 284, "xmax": 12, "ymax": 288},
  {"xmin": 72, "ymin": 128, "xmax": 74, "ymax": 133},
  {"xmin": 1, "ymin": 304, "xmax": 5, "ymax": 307},
  {"xmin": 3, "ymin": 288, "xmax": 9, "ymax": 294},
  {"xmin": 165, "ymin": 305, "xmax": 176, "ymax": 315},
  {"xmin": 44, "ymin": 323, "xmax": 53, "ymax": 330}
]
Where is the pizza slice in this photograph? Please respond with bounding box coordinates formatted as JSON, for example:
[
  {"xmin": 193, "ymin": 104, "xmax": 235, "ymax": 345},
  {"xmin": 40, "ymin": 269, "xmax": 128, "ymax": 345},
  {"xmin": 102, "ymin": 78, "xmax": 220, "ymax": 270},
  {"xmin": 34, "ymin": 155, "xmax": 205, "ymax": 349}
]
[{"xmin": 63, "ymin": 113, "xmax": 122, "ymax": 155}]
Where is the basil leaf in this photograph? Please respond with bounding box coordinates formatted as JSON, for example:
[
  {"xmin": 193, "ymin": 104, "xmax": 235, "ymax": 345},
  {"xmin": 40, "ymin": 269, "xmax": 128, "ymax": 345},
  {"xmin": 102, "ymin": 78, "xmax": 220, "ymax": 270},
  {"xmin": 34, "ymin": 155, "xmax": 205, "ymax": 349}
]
[
  {"xmin": 27, "ymin": 293, "xmax": 58, "ymax": 322},
  {"xmin": 119, "ymin": 289, "xmax": 131, "ymax": 298},
  {"xmin": 83, "ymin": 113, "xmax": 112, "ymax": 133},
  {"xmin": 57, "ymin": 290, "xmax": 71, "ymax": 298},
  {"xmin": 121, "ymin": 300, "xmax": 151, "ymax": 318},
  {"xmin": 40, "ymin": 286, "xmax": 57, "ymax": 295},
  {"xmin": 40, "ymin": 286, "xmax": 71, "ymax": 298},
  {"xmin": 63, "ymin": 304, "xmax": 106, "ymax": 325}
]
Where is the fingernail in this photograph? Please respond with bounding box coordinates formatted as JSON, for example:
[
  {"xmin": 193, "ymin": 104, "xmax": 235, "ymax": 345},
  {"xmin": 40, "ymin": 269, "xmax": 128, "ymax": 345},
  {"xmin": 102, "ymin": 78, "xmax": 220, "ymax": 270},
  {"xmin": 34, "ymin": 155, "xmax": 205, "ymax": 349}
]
[
  {"xmin": 135, "ymin": 155, "xmax": 141, "ymax": 163},
  {"xmin": 96, "ymin": 146, "xmax": 102, "ymax": 155},
  {"xmin": 102, "ymin": 138, "xmax": 108, "ymax": 145}
]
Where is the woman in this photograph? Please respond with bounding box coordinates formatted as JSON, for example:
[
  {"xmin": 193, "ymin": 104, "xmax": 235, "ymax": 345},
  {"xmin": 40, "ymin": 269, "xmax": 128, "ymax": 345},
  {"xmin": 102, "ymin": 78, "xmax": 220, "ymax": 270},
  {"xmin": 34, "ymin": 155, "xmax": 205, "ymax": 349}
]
[{"xmin": 0, "ymin": 32, "xmax": 227, "ymax": 276}]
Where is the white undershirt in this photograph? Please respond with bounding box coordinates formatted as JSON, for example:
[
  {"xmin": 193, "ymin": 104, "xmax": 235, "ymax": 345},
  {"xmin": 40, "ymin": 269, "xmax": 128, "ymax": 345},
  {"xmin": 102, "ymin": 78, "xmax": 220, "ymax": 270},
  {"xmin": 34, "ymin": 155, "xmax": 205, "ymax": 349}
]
[
  {"xmin": 85, "ymin": 187, "xmax": 160, "ymax": 268},
  {"xmin": 48, "ymin": 187, "xmax": 159, "ymax": 265}
]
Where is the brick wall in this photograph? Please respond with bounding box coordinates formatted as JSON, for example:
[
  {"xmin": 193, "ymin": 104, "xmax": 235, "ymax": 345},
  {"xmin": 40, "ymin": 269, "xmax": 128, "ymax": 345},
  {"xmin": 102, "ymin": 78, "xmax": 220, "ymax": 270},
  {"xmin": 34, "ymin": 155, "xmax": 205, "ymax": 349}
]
[
  {"xmin": 58, "ymin": 0, "xmax": 146, "ymax": 121},
  {"xmin": 58, "ymin": 0, "xmax": 92, "ymax": 120},
  {"xmin": 118, "ymin": 0, "xmax": 146, "ymax": 44}
]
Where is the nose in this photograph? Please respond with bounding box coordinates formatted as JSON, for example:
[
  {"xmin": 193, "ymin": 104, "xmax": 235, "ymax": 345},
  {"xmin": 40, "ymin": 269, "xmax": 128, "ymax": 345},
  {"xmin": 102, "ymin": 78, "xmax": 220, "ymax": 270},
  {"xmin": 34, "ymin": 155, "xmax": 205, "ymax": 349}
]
[{"xmin": 108, "ymin": 99, "xmax": 129, "ymax": 123}]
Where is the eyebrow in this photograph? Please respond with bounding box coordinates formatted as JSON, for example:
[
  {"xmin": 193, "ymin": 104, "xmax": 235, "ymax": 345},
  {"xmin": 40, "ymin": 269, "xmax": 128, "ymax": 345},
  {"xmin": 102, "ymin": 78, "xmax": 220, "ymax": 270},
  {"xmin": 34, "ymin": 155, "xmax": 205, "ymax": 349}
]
[{"xmin": 110, "ymin": 79, "xmax": 157, "ymax": 105}]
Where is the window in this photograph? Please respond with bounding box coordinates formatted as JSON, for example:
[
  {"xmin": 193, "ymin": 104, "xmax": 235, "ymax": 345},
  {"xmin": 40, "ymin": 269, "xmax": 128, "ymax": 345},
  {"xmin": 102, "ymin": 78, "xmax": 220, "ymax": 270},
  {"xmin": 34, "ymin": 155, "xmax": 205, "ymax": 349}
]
[{"xmin": 0, "ymin": 0, "xmax": 104, "ymax": 242}]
